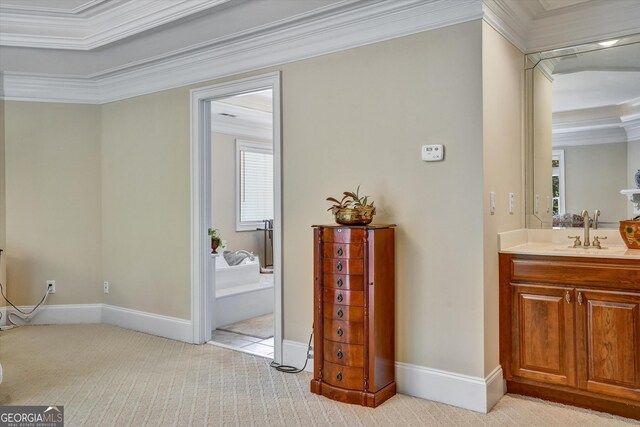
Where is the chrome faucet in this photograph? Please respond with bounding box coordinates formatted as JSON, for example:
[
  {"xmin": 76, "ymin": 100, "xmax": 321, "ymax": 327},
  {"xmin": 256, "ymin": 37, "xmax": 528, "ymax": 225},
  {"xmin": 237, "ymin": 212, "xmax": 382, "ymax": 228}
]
[
  {"xmin": 234, "ymin": 250, "xmax": 255, "ymax": 261},
  {"xmin": 581, "ymin": 210, "xmax": 591, "ymax": 247},
  {"xmin": 593, "ymin": 209, "xmax": 600, "ymax": 230}
]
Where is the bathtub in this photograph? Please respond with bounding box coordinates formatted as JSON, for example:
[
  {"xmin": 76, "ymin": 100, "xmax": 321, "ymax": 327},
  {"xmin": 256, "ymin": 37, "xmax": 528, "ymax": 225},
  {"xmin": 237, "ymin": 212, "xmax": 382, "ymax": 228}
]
[{"xmin": 213, "ymin": 254, "xmax": 274, "ymax": 327}]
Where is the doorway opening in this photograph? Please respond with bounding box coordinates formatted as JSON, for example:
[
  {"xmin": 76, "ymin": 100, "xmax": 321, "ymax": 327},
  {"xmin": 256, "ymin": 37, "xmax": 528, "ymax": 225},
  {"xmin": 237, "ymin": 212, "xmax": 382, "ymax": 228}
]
[
  {"xmin": 190, "ymin": 73, "xmax": 282, "ymax": 363},
  {"xmin": 209, "ymin": 89, "xmax": 275, "ymax": 357}
]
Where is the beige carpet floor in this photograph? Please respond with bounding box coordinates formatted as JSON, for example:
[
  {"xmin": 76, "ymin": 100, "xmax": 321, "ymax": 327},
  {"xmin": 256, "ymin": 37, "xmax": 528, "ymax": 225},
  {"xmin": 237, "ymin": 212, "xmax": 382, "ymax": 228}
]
[{"xmin": 0, "ymin": 324, "xmax": 638, "ymax": 427}]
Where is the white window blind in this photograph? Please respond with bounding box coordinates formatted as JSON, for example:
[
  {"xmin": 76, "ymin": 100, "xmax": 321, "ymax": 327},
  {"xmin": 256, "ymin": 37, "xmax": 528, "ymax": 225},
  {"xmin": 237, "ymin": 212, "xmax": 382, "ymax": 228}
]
[{"xmin": 236, "ymin": 140, "xmax": 273, "ymax": 230}]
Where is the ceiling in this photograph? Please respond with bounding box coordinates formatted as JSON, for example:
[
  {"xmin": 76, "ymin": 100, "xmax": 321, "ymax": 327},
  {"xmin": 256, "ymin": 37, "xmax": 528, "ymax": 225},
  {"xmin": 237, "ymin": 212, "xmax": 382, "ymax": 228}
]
[{"xmin": 1, "ymin": 0, "xmax": 639, "ymax": 104}]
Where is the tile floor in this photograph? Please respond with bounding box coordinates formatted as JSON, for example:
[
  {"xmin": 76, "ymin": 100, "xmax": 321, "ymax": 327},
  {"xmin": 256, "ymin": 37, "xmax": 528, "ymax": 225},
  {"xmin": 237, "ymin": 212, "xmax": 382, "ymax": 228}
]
[{"xmin": 210, "ymin": 329, "xmax": 274, "ymax": 358}]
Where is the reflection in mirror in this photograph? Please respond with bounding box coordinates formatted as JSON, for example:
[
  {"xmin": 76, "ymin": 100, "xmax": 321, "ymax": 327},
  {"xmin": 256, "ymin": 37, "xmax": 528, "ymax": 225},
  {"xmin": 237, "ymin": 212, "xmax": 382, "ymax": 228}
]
[{"xmin": 526, "ymin": 34, "xmax": 640, "ymax": 229}]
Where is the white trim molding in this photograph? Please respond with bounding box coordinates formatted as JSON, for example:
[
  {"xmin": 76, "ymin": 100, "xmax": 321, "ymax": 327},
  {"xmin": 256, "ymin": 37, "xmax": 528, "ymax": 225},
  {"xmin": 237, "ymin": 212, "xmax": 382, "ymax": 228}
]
[
  {"xmin": 1, "ymin": 0, "xmax": 482, "ymax": 104},
  {"xmin": 1, "ymin": 303, "xmax": 192, "ymax": 342},
  {"xmin": 283, "ymin": 338, "xmax": 505, "ymax": 413},
  {"xmin": 283, "ymin": 339, "xmax": 314, "ymax": 373},
  {"xmin": 101, "ymin": 304, "xmax": 192, "ymax": 343},
  {"xmin": 190, "ymin": 73, "xmax": 283, "ymax": 366},
  {"xmin": 3, "ymin": 304, "xmax": 102, "ymax": 325},
  {"xmin": 0, "ymin": 0, "xmax": 231, "ymax": 50},
  {"xmin": 396, "ymin": 362, "xmax": 504, "ymax": 413}
]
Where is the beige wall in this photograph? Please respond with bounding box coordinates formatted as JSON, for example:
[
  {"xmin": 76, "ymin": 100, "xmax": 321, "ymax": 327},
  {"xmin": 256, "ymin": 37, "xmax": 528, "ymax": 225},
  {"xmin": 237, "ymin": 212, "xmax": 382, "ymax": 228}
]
[
  {"xmin": 283, "ymin": 21, "xmax": 485, "ymax": 375},
  {"xmin": 4, "ymin": 102, "xmax": 102, "ymax": 305},
  {"xmin": 101, "ymin": 89, "xmax": 191, "ymax": 318},
  {"xmin": 557, "ymin": 142, "xmax": 628, "ymax": 224},
  {"xmin": 481, "ymin": 22, "xmax": 524, "ymax": 375},
  {"xmin": 532, "ymin": 68, "xmax": 553, "ymax": 227},
  {"xmin": 211, "ymin": 132, "xmax": 266, "ymax": 256},
  {"xmin": 2, "ymin": 19, "xmax": 525, "ymax": 379},
  {"xmin": 0, "ymin": 99, "xmax": 5, "ymax": 306}
]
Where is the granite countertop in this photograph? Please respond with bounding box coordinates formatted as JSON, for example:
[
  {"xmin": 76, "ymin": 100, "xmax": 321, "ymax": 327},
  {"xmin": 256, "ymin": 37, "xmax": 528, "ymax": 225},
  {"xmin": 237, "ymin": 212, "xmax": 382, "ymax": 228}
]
[{"xmin": 498, "ymin": 229, "xmax": 640, "ymax": 260}]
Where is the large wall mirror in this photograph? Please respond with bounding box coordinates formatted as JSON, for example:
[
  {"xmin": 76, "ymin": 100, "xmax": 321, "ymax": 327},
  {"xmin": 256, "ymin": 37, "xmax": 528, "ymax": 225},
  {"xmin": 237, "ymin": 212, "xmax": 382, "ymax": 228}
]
[{"xmin": 525, "ymin": 34, "xmax": 640, "ymax": 229}]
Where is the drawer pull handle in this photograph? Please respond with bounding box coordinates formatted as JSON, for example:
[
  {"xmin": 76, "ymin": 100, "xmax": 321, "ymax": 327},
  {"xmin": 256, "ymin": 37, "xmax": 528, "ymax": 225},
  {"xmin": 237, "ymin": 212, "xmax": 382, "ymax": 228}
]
[
  {"xmin": 337, "ymin": 372, "xmax": 343, "ymax": 381},
  {"xmin": 337, "ymin": 328, "xmax": 343, "ymax": 337},
  {"xmin": 337, "ymin": 294, "xmax": 343, "ymax": 302},
  {"xmin": 337, "ymin": 247, "xmax": 343, "ymax": 256},
  {"xmin": 565, "ymin": 291, "xmax": 571, "ymax": 304},
  {"xmin": 336, "ymin": 262, "xmax": 343, "ymax": 272},
  {"xmin": 577, "ymin": 292, "xmax": 583, "ymax": 305},
  {"xmin": 337, "ymin": 309, "xmax": 343, "ymax": 318},
  {"xmin": 337, "ymin": 278, "xmax": 343, "ymax": 287},
  {"xmin": 337, "ymin": 349, "xmax": 343, "ymax": 359}
]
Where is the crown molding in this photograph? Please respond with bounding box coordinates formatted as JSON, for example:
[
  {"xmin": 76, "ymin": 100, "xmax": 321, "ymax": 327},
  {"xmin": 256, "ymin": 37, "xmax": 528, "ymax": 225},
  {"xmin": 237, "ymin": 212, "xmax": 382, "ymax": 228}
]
[
  {"xmin": 0, "ymin": 0, "xmax": 230, "ymax": 50},
  {"xmin": 484, "ymin": 0, "xmax": 640, "ymax": 53},
  {"xmin": 1, "ymin": 0, "xmax": 483, "ymax": 104},
  {"xmin": 553, "ymin": 127, "xmax": 627, "ymax": 147},
  {"xmin": 0, "ymin": 0, "xmax": 109, "ymax": 16}
]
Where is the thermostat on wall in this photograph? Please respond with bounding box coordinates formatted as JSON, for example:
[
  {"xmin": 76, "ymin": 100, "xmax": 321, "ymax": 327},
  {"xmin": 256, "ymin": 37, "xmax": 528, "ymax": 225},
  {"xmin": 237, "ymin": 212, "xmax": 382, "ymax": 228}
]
[{"xmin": 421, "ymin": 144, "xmax": 444, "ymax": 161}]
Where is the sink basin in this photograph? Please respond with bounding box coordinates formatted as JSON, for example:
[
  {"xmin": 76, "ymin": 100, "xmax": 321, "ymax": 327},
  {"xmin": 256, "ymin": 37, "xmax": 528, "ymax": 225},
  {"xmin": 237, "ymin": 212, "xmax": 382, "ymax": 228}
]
[
  {"xmin": 549, "ymin": 245, "xmax": 633, "ymax": 256},
  {"xmin": 553, "ymin": 247, "xmax": 609, "ymax": 254}
]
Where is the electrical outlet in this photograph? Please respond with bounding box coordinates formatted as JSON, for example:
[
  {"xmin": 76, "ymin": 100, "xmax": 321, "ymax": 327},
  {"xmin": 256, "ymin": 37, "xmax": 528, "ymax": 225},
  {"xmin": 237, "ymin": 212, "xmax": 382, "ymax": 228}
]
[
  {"xmin": 46, "ymin": 280, "xmax": 56, "ymax": 294},
  {"xmin": 103, "ymin": 281, "xmax": 109, "ymax": 294}
]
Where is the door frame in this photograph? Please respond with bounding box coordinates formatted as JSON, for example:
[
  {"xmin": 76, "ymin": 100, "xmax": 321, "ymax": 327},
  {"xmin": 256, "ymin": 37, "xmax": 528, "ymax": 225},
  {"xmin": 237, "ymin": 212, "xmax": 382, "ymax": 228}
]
[{"xmin": 189, "ymin": 72, "xmax": 282, "ymax": 363}]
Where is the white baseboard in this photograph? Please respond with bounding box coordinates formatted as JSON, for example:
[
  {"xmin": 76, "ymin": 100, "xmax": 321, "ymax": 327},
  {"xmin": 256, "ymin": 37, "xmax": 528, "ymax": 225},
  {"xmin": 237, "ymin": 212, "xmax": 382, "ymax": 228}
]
[
  {"xmin": 282, "ymin": 339, "xmax": 313, "ymax": 373},
  {"xmin": 1, "ymin": 303, "xmax": 192, "ymax": 343},
  {"xmin": 0, "ymin": 306, "xmax": 6, "ymax": 326},
  {"xmin": 101, "ymin": 304, "xmax": 192, "ymax": 343},
  {"xmin": 283, "ymin": 339, "xmax": 504, "ymax": 413},
  {"xmin": 395, "ymin": 362, "xmax": 504, "ymax": 413},
  {"xmin": 6, "ymin": 304, "xmax": 102, "ymax": 325}
]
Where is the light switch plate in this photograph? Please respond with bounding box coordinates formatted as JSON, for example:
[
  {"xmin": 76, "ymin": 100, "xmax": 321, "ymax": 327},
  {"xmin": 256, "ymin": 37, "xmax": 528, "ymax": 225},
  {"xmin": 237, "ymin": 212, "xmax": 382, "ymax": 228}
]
[
  {"xmin": 422, "ymin": 144, "xmax": 444, "ymax": 161},
  {"xmin": 490, "ymin": 192, "xmax": 496, "ymax": 215}
]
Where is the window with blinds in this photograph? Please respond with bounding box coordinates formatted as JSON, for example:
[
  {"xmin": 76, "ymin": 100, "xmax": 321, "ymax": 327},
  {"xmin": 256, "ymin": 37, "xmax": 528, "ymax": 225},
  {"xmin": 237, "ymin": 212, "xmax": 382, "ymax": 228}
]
[{"xmin": 236, "ymin": 140, "xmax": 273, "ymax": 230}]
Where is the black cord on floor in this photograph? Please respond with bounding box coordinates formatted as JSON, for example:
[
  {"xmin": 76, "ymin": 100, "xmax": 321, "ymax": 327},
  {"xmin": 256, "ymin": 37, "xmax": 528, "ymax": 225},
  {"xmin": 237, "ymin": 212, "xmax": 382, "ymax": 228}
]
[{"xmin": 270, "ymin": 327, "xmax": 313, "ymax": 374}]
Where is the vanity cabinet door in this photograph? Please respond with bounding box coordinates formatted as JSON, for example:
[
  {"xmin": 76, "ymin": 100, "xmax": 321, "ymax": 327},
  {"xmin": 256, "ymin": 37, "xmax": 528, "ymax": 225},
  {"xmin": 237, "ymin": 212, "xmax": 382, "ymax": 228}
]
[
  {"xmin": 575, "ymin": 289, "xmax": 640, "ymax": 401},
  {"xmin": 511, "ymin": 284, "xmax": 576, "ymax": 387}
]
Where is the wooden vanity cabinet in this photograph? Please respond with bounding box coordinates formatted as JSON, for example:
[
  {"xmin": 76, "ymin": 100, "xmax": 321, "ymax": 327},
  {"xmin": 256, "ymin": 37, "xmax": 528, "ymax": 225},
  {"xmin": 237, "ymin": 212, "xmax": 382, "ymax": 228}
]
[
  {"xmin": 310, "ymin": 225, "xmax": 396, "ymax": 407},
  {"xmin": 500, "ymin": 253, "xmax": 640, "ymax": 420}
]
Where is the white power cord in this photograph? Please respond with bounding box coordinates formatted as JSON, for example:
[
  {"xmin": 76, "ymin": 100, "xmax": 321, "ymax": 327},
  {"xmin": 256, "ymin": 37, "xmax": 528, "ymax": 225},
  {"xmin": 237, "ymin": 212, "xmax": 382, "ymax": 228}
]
[{"xmin": 0, "ymin": 282, "xmax": 51, "ymax": 329}]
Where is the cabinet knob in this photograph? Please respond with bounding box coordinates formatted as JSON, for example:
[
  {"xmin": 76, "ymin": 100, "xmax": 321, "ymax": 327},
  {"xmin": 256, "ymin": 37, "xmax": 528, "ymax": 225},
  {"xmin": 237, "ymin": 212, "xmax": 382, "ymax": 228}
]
[
  {"xmin": 565, "ymin": 291, "xmax": 571, "ymax": 304},
  {"xmin": 337, "ymin": 328, "xmax": 343, "ymax": 337},
  {"xmin": 337, "ymin": 293, "xmax": 343, "ymax": 302},
  {"xmin": 337, "ymin": 372, "xmax": 343, "ymax": 381},
  {"xmin": 336, "ymin": 262, "xmax": 343, "ymax": 272},
  {"xmin": 337, "ymin": 247, "xmax": 343, "ymax": 256},
  {"xmin": 337, "ymin": 309, "xmax": 343, "ymax": 318},
  {"xmin": 337, "ymin": 349, "xmax": 343, "ymax": 359},
  {"xmin": 577, "ymin": 292, "xmax": 583, "ymax": 305},
  {"xmin": 337, "ymin": 278, "xmax": 343, "ymax": 287}
]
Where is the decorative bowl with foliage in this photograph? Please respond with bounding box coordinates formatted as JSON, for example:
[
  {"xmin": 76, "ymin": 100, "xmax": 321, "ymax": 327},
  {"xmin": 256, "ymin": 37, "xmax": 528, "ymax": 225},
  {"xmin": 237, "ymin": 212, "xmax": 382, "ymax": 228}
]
[
  {"xmin": 619, "ymin": 215, "xmax": 640, "ymax": 249},
  {"xmin": 326, "ymin": 185, "xmax": 376, "ymax": 225}
]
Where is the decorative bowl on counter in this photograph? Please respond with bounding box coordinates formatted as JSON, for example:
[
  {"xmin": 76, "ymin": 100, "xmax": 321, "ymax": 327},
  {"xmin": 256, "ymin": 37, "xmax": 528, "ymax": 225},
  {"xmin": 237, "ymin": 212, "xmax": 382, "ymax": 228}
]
[{"xmin": 619, "ymin": 220, "xmax": 640, "ymax": 249}]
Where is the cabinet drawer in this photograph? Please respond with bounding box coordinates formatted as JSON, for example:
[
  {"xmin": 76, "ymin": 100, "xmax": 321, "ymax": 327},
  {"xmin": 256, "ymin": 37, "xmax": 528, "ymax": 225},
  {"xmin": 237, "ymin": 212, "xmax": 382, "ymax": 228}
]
[
  {"xmin": 323, "ymin": 360, "xmax": 364, "ymax": 390},
  {"xmin": 322, "ymin": 228, "xmax": 366, "ymax": 243},
  {"xmin": 323, "ymin": 319, "xmax": 364, "ymax": 344},
  {"xmin": 323, "ymin": 340, "xmax": 364, "ymax": 367},
  {"xmin": 323, "ymin": 288, "xmax": 364, "ymax": 306},
  {"xmin": 322, "ymin": 258, "xmax": 364, "ymax": 275},
  {"xmin": 323, "ymin": 303, "xmax": 364, "ymax": 322},
  {"xmin": 323, "ymin": 243, "xmax": 364, "ymax": 259},
  {"xmin": 323, "ymin": 274, "xmax": 364, "ymax": 291}
]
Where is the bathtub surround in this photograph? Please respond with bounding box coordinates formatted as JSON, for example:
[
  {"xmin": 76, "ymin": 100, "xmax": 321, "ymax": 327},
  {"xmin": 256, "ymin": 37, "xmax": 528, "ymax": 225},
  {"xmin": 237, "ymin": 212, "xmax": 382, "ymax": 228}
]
[
  {"xmin": 213, "ymin": 254, "xmax": 273, "ymax": 328},
  {"xmin": 2, "ymin": 21, "xmax": 523, "ymax": 412}
]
